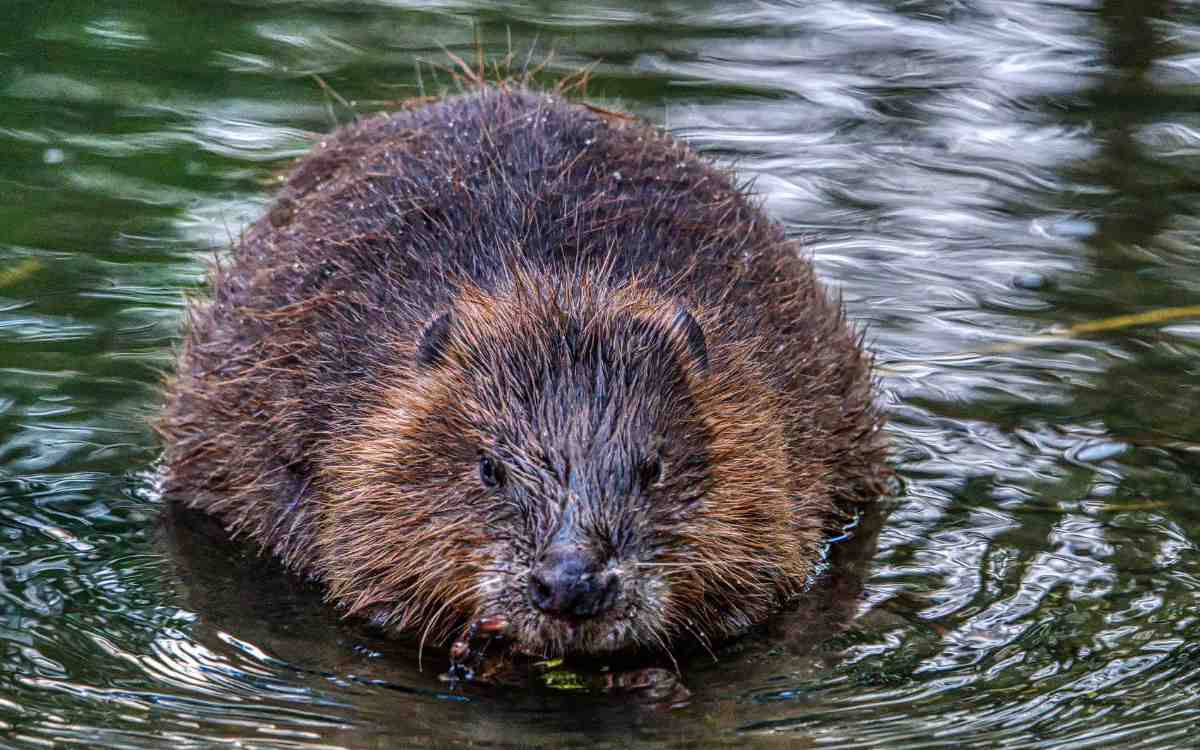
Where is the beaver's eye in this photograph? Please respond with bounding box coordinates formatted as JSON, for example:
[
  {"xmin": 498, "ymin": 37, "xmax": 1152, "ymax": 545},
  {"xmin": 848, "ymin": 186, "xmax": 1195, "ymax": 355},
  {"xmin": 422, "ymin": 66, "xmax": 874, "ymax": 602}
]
[
  {"xmin": 638, "ymin": 455, "xmax": 664, "ymax": 489},
  {"xmin": 478, "ymin": 455, "xmax": 505, "ymax": 488}
]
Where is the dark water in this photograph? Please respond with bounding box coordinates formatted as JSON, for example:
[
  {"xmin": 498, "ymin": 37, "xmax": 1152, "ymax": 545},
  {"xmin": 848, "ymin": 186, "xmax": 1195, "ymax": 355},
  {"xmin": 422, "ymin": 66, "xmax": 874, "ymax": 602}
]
[{"xmin": 2, "ymin": 0, "xmax": 1199, "ymax": 747}]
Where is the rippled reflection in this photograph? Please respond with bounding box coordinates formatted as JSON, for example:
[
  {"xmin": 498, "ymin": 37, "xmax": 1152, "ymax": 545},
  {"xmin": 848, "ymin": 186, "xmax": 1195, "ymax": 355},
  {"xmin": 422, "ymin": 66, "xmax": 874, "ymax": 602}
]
[{"xmin": 1, "ymin": 0, "xmax": 1197, "ymax": 747}]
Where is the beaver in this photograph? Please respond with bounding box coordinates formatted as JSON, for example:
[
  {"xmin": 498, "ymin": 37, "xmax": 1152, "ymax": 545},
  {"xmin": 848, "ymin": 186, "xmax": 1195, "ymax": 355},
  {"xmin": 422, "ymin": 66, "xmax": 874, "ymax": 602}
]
[{"xmin": 159, "ymin": 81, "xmax": 888, "ymax": 664}]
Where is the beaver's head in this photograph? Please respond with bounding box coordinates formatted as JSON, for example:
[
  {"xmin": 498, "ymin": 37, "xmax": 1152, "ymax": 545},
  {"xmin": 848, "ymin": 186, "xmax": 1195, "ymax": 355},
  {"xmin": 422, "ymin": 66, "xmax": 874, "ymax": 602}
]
[{"xmin": 321, "ymin": 271, "xmax": 823, "ymax": 657}]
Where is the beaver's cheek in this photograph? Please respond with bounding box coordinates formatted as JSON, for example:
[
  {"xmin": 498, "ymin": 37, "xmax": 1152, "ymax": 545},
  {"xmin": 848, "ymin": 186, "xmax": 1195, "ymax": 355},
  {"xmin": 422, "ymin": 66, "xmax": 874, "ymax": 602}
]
[
  {"xmin": 471, "ymin": 541, "xmax": 517, "ymax": 601},
  {"xmin": 631, "ymin": 567, "xmax": 671, "ymax": 617}
]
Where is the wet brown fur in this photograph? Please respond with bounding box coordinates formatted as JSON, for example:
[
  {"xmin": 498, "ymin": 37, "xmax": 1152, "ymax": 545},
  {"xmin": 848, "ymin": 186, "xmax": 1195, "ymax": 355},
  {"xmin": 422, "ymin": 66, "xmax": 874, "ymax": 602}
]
[{"xmin": 159, "ymin": 80, "xmax": 888, "ymax": 657}]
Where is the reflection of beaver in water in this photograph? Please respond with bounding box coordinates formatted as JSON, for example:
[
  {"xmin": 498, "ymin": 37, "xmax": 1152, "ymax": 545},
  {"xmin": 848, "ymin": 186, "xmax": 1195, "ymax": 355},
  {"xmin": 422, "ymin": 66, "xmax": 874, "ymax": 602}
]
[{"xmin": 159, "ymin": 82, "xmax": 888, "ymax": 663}]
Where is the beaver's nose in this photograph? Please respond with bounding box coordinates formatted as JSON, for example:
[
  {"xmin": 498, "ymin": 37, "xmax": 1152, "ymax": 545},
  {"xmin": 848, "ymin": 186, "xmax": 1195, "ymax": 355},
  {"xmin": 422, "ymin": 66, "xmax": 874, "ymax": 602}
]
[{"xmin": 528, "ymin": 547, "xmax": 618, "ymax": 620}]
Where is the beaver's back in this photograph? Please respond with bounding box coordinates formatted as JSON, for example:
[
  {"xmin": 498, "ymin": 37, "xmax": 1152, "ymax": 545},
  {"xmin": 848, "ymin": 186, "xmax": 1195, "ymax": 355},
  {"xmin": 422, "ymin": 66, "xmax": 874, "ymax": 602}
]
[{"xmin": 161, "ymin": 85, "xmax": 885, "ymax": 572}]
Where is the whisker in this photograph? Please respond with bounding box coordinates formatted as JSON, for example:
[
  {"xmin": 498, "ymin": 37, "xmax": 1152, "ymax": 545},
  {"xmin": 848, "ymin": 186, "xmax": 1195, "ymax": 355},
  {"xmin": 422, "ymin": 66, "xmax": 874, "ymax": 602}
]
[
  {"xmin": 649, "ymin": 626, "xmax": 681, "ymax": 676},
  {"xmin": 680, "ymin": 619, "xmax": 717, "ymax": 663},
  {"xmin": 417, "ymin": 584, "xmax": 482, "ymax": 673},
  {"xmin": 636, "ymin": 559, "xmax": 764, "ymax": 568}
]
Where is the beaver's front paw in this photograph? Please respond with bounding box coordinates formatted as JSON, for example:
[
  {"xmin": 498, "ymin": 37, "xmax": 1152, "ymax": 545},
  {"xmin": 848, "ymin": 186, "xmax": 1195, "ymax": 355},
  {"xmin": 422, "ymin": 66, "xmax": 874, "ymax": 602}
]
[
  {"xmin": 606, "ymin": 667, "xmax": 692, "ymax": 709},
  {"xmin": 442, "ymin": 615, "xmax": 510, "ymax": 685}
]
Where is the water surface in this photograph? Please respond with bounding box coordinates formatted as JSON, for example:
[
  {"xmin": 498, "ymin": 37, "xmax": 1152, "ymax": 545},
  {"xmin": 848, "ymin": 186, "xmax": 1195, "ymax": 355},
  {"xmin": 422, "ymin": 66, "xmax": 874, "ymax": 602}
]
[{"xmin": 2, "ymin": 1, "xmax": 1198, "ymax": 747}]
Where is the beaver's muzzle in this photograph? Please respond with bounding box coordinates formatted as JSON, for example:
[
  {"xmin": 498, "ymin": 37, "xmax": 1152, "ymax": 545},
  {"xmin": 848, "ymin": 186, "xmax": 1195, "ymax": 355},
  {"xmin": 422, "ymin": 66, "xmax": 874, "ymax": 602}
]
[{"xmin": 528, "ymin": 544, "xmax": 620, "ymax": 620}]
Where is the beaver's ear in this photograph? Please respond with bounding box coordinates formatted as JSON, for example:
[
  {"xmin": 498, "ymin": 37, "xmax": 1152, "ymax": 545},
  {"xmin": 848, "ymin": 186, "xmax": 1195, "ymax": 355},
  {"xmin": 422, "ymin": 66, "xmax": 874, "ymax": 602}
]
[
  {"xmin": 668, "ymin": 305, "xmax": 708, "ymax": 373},
  {"xmin": 416, "ymin": 311, "xmax": 454, "ymax": 368}
]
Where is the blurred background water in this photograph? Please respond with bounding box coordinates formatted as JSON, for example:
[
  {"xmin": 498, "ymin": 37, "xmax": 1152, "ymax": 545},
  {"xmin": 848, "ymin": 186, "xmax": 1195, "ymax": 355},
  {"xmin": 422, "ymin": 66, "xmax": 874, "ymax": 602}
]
[{"xmin": 1, "ymin": 0, "xmax": 1198, "ymax": 747}]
